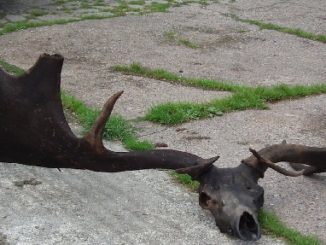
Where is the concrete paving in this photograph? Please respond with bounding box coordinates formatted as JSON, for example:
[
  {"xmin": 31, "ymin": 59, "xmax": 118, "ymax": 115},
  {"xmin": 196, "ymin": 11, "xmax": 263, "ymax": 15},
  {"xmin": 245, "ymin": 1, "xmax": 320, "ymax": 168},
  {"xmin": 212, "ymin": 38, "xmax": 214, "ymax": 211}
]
[{"xmin": 0, "ymin": 1, "xmax": 325, "ymax": 244}]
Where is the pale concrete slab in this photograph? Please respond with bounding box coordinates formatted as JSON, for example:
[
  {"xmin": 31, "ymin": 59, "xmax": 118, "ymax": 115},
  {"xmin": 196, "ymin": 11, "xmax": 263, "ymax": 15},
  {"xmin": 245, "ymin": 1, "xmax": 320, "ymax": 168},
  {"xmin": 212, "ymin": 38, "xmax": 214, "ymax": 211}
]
[
  {"xmin": 0, "ymin": 2, "xmax": 325, "ymax": 245},
  {"xmin": 0, "ymin": 5, "xmax": 325, "ymax": 93},
  {"xmin": 224, "ymin": 0, "xmax": 326, "ymax": 35}
]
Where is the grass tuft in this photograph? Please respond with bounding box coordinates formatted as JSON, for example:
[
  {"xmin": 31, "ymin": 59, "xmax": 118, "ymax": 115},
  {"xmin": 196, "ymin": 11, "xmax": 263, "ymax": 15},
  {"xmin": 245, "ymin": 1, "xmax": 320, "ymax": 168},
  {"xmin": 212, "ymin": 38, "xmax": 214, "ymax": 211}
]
[
  {"xmin": 171, "ymin": 172, "xmax": 200, "ymax": 191},
  {"xmin": 113, "ymin": 63, "xmax": 240, "ymax": 91},
  {"xmin": 128, "ymin": 0, "xmax": 146, "ymax": 5},
  {"xmin": 0, "ymin": 60, "xmax": 153, "ymax": 151},
  {"xmin": 61, "ymin": 92, "xmax": 154, "ymax": 150},
  {"xmin": 114, "ymin": 63, "xmax": 326, "ymax": 125},
  {"xmin": 147, "ymin": 2, "xmax": 170, "ymax": 12},
  {"xmin": 259, "ymin": 210, "xmax": 321, "ymax": 245},
  {"xmin": 0, "ymin": 19, "xmax": 77, "ymax": 36},
  {"xmin": 222, "ymin": 14, "xmax": 326, "ymax": 44},
  {"xmin": 164, "ymin": 30, "xmax": 199, "ymax": 48},
  {"xmin": 0, "ymin": 59, "xmax": 25, "ymax": 75},
  {"xmin": 241, "ymin": 19, "xmax": 326, "ymax": 43},
  {"xmin": 0, "ymin": 14, "xmax": 124, "ymax": 37},
  {"xmin": 172, "ymin": 171, "xmax": 322, "ymax": 244},
  {"xmin": 29, "ymin": 9, "xmax": 48, "ymax": 18}
]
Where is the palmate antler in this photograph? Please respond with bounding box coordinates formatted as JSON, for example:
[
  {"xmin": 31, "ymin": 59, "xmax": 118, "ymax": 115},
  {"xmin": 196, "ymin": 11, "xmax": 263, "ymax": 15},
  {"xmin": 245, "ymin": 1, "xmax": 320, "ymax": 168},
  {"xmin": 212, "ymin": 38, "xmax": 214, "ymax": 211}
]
[
  {"xmin": 242, "ymin": 142, "xmax": 326, "ymax": 177},
  {"xmin": 0, "ymin": 54, "xmax": 218, "ymax": 172}
]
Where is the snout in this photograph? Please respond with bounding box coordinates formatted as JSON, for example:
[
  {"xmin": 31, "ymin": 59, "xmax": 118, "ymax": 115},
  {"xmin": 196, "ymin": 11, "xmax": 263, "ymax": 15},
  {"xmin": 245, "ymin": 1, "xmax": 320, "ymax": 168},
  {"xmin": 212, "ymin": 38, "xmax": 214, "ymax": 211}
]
[{"xmin": 234, "ymin": 211, "xmax": 260, "ymax": 241}]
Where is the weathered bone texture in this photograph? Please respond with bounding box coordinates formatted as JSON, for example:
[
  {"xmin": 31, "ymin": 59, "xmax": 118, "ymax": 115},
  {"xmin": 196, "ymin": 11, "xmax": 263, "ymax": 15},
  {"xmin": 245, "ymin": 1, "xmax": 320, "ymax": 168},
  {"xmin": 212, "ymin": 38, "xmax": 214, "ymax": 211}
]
[
  {"xmin": 0, "ymin": 54, "xmax": 218, "ymax": 172},
  {"xmin": 242, "ymin": 143, "xmax": 326, "ymax": 177},
  {"xmin": 177, "ymin": 142, "xmax": 325, "ymax": 241}
]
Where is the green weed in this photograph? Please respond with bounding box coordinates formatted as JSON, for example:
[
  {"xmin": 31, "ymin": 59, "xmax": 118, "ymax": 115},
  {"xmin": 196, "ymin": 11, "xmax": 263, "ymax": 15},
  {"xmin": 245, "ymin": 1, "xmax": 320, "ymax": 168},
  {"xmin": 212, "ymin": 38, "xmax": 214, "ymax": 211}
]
[
  {"xmin": 241, "ymin": 19, "xmax": 326, "ymax": 43},
  {"xmin": 29, "ymin": 9, "xmax": 48, "ymax": 18},
  {"xmin": 259, "ymin": 210, "xmax": 321, "ymax": 245},
  {"xmin": 163, "ymin": 30, "xmax": 199, "ymax": 48},
  {"xmin": 0, "ymin": 59, "xmax": 25, "ymax": 75},
  {"xmin": 114, "ymin": 63, "xmax": 326, "ymax": 125}
]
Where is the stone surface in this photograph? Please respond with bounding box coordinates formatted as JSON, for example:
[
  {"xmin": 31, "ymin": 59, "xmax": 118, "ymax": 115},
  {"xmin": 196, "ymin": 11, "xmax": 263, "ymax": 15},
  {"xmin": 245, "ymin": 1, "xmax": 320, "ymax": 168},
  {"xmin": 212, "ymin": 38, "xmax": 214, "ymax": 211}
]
[
  {"xmin": 0, "ymin": 1, "xmax": 325, "ymax": 244},
  {"xmin": 4, "ymin": 14, "xmax": 26, "ymax": 22}
]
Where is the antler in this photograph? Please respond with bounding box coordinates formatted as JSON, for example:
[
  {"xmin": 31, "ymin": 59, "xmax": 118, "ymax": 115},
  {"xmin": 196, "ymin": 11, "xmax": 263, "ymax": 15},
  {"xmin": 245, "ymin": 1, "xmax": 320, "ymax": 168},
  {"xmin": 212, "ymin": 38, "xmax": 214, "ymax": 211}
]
[
  {"xmin": 0, "ymin": 54, "xmax": 218, "ymax": 172},
  {"xmin": 83, "ymin": 91, "xmax": 124, "ymax": 152},
  {"xmin": 242, "ymin": 143, "xmax": 326, "ymax": 177},
  {"xmin": 248, "ymin": 148, "xmax": 305, "ymax": 177}
]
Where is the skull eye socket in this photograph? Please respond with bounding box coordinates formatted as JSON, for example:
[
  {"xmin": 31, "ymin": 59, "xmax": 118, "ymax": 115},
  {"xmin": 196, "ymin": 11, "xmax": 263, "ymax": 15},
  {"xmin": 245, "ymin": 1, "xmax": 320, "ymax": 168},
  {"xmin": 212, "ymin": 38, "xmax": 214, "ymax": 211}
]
[
  {"xmin": 199, "ymin": 192, "xmax": 211, "ymax": 208},
  {"xmin": 199, "ymin": 191, "xmax": 219, "ymax": 209}
]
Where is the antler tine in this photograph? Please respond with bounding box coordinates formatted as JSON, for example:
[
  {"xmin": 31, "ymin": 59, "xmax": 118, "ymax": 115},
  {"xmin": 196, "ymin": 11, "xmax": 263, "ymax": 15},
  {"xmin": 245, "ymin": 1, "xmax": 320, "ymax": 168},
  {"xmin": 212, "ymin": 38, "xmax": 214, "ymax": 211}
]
[
  {"xmin": 176, "ymin": 156, "xmax": 219, "ymax": 180},
  {"xmin": 249, "ymin": 148, "xmax": 305, "ymax": 177},
  {"xmin": 84, "ymin": 91, "xmax": 124, "ymax": 151}
]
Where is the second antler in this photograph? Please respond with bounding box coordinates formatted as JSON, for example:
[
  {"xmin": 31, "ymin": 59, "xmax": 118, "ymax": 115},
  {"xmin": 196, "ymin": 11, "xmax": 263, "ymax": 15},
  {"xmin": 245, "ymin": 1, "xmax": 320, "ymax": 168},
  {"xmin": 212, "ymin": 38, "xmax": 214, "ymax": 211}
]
[{"xmin": 242, "ymin": 142, "xmax": 326, "ymax": 177}]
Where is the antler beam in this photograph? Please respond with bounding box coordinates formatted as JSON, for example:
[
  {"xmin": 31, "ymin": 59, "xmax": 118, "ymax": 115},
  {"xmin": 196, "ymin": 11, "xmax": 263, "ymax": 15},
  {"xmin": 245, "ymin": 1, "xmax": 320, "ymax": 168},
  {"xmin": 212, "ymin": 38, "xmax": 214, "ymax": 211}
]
[
  {"xmin": 0, "ymin": 54, "xmax": 218, "ymax": 172},
  {"xmin": 242, "ymin": 143, "xmax": 326, "ymax": 177}
]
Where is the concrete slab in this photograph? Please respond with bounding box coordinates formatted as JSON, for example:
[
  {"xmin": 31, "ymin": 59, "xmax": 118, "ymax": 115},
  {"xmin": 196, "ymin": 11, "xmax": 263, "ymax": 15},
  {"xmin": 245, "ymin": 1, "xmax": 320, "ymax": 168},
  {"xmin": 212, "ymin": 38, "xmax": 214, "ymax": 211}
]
[
  {"xmin": 0, "ymin": 5, "xmax": 324, "ymax": 95},
  {"xmin": 224, "ymin": 0, "xmax": 326, "ymax": 35},
  {"xmin": 0, "ymin": 160, "xmax": 284, "ymax": 245},
  {"xmin": 0, "ymin": 2, "xmax": 325, "ymax": 244}
]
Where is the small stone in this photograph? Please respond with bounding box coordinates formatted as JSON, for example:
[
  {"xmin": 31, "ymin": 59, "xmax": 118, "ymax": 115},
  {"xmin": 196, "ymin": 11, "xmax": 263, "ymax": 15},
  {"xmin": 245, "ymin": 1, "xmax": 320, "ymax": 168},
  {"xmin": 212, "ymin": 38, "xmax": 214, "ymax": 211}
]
[
  {"xmin": 175, "ymin": 127, "xmax": 187, "ymax": 132},
  {"xmin": 155, "ymin": 142, "xmax": 168, "ymax": 148}
]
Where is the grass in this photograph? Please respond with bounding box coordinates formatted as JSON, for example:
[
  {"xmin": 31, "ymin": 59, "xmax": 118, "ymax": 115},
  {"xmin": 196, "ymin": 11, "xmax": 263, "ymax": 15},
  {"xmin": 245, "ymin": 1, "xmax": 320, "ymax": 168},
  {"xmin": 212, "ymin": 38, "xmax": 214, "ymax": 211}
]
[
  {"xmin": 61, "ymin": 92, "xmax": 153, "ymax": 151},
  {"xmin": 241, "ymin": 19, "xmax": 326, "ymax": 43},
  {"xmin": 0, "ymin": 0, "xmax": 212, "ymax": 36},
  {"xmin": 128, "ymin": 0, "xmax": 146, "ymax": 5},
  {"xmin": 113, "ymin": 63, "xmax": 326, "ymax": 125},
  {"xmin": 81, "ymin": 2, "xmax": 91, "ymax": 9},
  {"xmin": 223, "ymin": 13, "xmax": 326, "ymax": 44},
  {"xmin": 29, "ymin": 9, "xmax": 48, "ymax": 18},
  {"xmin": 171, "ymin": 171, "xmax": 200, "ymax": 191},
  {"xmin": 171, "ymin": 172, "xmax": 322, "ymax": 244},
  {"xmin": 145, "ymin": 2, "xmax": 170, "ymax": 12},
  {"xmin": 163, "ymin": 31, "xmax": 199, "ymax": 48},
  {"xmin": 113, "ymin": 63, "xmax": 240, "ymax": 91},
  {"xmin": 0, "ymin": 58, "xmax": 25, "ymax": 76},
  {"xmin": 54, "ymin": 0, "xmax": 67, "ymax": 5},
  {"xmin": 0, "ymin": 19, "xmax": 77, "ymax": 36},
  {"xmin": 0, "ymin": 12, "xmax": 131, "ymax": 36},
  {"xmin": 259, "ymin": 210, "xmax": 321, "ymax": 245},
  {"xmin": 94, "ymin": 0, "xmax": 106, "ymax": 6},
  {"xmin": 171, "ymin": 171, "xmax": 322, "ymax": 244}
]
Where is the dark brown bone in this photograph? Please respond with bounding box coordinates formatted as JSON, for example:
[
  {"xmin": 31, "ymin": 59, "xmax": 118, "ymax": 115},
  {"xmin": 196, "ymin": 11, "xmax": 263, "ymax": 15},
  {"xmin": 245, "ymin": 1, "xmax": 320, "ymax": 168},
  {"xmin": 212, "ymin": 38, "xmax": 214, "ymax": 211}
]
[
  {"xmin": 242, "ymin": 143, "xmax": 326, "ymax": 177},
  {"xmin": 176, "ymin": 142, "xmax": 325, "ymax": 241},
  {"xmin": 0, "ymin": 54, "xmax": 218, "ymax": 171}
]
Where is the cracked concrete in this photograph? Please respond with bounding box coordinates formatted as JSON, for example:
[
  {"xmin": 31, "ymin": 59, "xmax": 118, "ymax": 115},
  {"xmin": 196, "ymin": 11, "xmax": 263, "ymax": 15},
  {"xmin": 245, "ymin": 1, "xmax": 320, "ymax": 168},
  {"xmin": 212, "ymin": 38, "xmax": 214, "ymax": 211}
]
[
  {"xmin": 0, "ymin": 1, "xmax": 325, "ymax": 244},
  {"xmin": 224, "ymin": 0, "xmax": 326, "ymax": 35}
]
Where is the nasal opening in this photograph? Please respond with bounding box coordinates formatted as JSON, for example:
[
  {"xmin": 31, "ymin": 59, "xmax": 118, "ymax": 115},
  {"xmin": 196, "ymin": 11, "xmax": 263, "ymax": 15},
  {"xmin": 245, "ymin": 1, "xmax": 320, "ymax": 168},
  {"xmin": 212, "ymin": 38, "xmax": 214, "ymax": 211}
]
[{"xmin": 236, "ymin": 211, "xmax": 260, "ymax": 241}]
